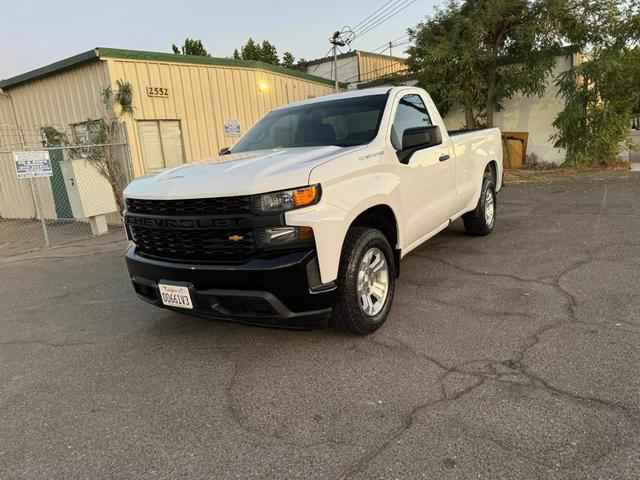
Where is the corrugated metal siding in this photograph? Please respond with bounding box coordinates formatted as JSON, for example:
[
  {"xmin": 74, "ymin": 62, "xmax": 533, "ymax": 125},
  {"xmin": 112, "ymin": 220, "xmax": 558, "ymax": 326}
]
[
  {"xmin": 0, "ymin": 95, "xmax": 15, "ymax": 127},
  {"xmin": 0, "ymin": 61, "xmax": 110, "ymax": 219},
  {"xmin": 6, "ymin": 60, "xmax": 111, "ymax": 131},
  {"xmin": 105, "ymin": 59, "xmax": 334, "ymax": 176},
  {"xmin": 0, "ymin": 161, "xmax": 55, "ymax": 219},
  {"xmin": 358, "ymin": 53, "xmax": 407, "ymax": 84}
]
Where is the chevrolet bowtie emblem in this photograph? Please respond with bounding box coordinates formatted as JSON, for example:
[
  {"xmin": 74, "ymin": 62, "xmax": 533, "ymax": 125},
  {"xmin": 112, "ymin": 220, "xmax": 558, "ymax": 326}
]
[{"xmin": 228, "ymin": 234, "xmax": 244, "ymax": 242}]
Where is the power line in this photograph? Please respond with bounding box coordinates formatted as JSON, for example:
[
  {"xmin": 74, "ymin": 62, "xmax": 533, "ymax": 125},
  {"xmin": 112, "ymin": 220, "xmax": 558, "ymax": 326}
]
[
  {"xmin": 341, "ymin": 61, "xmax": 409, "ymax": 83},
  {"xmin": 354, "ymin": 0, "xmax": 420, "ymax": 42},
  {"xmin": 373, "ymin": 39, "xmax": 411, "ymax": 54},
  {"xmin": 372, "ymin": 33, "xmax": 410, "ymax": 52},
  {"xmin": 356, "ymin": 0, "xmax": 419, "ymax": 41},
  {"xmin": 352, "ymin": 0, "xmax": 400, "ymax": 33},
  {"xmin": 353, "ymin": 0, "xmax": 407, "ymax": 36}
]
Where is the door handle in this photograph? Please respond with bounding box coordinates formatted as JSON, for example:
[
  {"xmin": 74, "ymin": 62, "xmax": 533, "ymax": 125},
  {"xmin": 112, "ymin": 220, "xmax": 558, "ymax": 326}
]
[{"xmin": 439, "ymin": 154, "xmax": 450, "ymax": 162}]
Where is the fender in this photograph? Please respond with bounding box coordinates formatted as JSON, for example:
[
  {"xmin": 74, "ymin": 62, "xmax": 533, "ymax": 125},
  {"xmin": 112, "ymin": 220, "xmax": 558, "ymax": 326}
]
[{"xmin": 286, "ymin": 168, "xmax": 404, "ymax": 284}]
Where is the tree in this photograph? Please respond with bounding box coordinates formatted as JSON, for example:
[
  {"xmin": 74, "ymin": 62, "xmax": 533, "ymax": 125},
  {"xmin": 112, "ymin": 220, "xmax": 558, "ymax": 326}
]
[
  {"xmin": 259, "ymin": 40, "xmax": 279, "ymax": 65},
  {"xmin": 234, "ymin": 38, "xmax": 283, "ymax": 65},
  {"xmin": 281, "ymin": 52, "xmax": 296, "ymax": 68},
  {"xmin": 408, "ymin": 0, "xmax": 564, "ymax": 128},
  {"xmin": 172, "ymin": 38, "xmax": 210, "ymax": 56},
  {"xmin": 552, "ymin": 0, "xmax": 640, "ymax": 165},
  {"xmin": 238, "ymin": 38, "xmax": 261, "ymax": 61}
]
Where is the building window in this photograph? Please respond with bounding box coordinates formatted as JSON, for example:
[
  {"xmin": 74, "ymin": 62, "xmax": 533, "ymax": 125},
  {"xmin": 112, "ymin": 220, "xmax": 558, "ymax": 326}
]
[
  {"xmin": 71, "ymin": 120, "xmax": 105, "ymax": 157},
  {"xmin": 137, "ymin": 120, "xmax": 185, "ymax": 171}
]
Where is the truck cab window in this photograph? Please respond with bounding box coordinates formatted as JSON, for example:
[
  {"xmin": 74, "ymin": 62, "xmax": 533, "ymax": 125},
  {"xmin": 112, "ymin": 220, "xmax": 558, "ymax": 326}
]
[
  {"xmin": 391, "ymin": 94, "xmax": 432, "ymax": 151},
  {"xmin": 231, "ymin": 94, "xmax": 388, "ymax": 153}
]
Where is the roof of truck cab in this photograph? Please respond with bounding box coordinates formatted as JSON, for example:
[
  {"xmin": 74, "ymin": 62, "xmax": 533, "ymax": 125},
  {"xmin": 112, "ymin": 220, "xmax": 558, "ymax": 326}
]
[{"xmin": 275, "ymin": 86, "xmax": 413, "ymax": 110}]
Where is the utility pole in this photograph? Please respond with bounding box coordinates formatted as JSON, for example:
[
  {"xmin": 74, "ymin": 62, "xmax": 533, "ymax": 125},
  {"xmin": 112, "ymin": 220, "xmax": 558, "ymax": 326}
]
[
  {"xmin": 329, "ymin": 31, "xmax": 346, "ymax": 92},
  {"xmin": 389, "ymin": 41, "xmax": 393, "ymax": 56}
]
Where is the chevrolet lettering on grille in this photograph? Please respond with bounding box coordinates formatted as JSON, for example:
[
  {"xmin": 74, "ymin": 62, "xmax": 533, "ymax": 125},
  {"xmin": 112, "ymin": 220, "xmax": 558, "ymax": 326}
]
[{"xmin": 125, "ymin": 215, "xmax": 250, "ymax": 230}]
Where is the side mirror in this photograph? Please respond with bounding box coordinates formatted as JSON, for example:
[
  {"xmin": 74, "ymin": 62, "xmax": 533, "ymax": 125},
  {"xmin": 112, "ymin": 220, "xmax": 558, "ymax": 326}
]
[
  {"xmin": 219, "ymin": 147, "xmax": 231, "ymax": 156},
  {"xmin": 402, "ymin": 125, "xmax": 442, "ymax": 151}
]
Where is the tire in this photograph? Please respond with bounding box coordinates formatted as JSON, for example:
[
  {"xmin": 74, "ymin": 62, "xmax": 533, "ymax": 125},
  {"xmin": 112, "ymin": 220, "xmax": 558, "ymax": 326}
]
[
  {"xmin": 463, "ymin": 174, "xmax": 496, "ymax": 236},
  {"xmin": 332, "ymin": 227, "xmax": 396, "ymax": 335}
]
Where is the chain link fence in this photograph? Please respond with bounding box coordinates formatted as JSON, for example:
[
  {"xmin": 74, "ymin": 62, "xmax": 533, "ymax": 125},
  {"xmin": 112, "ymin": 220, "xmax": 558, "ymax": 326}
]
[{"xmin": 0, "ymin": 122, "xmax": 132, "ymax": 257}]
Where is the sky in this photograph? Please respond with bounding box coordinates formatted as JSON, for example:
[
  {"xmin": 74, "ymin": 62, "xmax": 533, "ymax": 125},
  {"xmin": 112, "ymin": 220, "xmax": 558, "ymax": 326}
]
[{"xmin": 0, "ymin": 0, "xmax": 441, "ymax": 80}]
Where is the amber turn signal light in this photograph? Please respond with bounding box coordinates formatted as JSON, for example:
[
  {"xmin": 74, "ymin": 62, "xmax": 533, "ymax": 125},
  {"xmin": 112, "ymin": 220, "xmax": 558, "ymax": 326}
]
[{"xmin": 292, "ymin": 185, "xmax": 320, "ymax": 208}]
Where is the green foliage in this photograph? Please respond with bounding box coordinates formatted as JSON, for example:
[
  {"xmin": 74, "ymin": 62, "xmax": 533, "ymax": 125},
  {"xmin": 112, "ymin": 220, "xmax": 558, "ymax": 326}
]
[
  {"xmin": 239, "ymin": 38, "xmax": 261, "ymax": 61},
  {"xmin": 172, "ymin": 38, "xmax": 210, "ymax": 57},
  {"xmin": 101, "ymin": 80, "xmax": 134, "ymax": 114},
  {"xmin": 41, "ymin": 126, "xmax": 67, "ymax": 147},
  {"xmin": 552, "ymin": 0, "xmax": 640, "ymax": 165},
  {"xmin": 408, "ymin": 0, "xmax": 564, "ymax": 128},
  {"xmin": 259, "ymin": 40, "xmax": 279, "ymax": 65},
  {"xmin": 234, "ymin": 38, "xmax": 283, "ymax": 65},
  {"xmin": 281, "ymin": 52, "xmax": 296, "ymax": 69}
]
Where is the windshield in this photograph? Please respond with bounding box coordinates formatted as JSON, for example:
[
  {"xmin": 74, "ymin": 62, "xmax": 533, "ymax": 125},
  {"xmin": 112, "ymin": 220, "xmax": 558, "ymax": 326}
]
[{"xmin": 231, "ymin": 94, "xmax": 389, "ymax": 153}]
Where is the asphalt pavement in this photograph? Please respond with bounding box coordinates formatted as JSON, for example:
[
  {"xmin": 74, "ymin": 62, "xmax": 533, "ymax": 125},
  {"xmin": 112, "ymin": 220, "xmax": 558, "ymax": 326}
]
[{"xmin": 1, "ymin": 172, "xmax": 639, "ymax": 479}]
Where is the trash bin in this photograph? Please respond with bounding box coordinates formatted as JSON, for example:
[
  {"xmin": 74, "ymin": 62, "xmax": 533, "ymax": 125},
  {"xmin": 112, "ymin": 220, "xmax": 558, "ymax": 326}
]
[{"xmin": 502, "ymin": 132, "xmax": 529, "ymax": 169}]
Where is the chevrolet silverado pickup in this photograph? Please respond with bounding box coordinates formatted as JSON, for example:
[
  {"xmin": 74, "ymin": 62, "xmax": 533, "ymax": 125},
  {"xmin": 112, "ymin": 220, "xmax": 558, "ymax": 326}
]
[{"xmin": 124, "ymin": 86, "xmax": 503, "ymax": 334}]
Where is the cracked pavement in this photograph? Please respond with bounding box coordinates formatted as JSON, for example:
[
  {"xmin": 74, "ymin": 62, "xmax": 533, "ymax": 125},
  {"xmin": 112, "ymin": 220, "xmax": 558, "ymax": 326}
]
[{"xmin": 1, "ymin": 174, "xmax": 639, "ymax": 479}]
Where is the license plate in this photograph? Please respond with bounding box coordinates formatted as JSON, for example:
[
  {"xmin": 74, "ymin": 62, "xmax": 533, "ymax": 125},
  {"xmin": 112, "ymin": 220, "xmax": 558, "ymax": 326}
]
[{"xmin": 158, "ymin": 283, "xmax": 193, "ymax": 309}]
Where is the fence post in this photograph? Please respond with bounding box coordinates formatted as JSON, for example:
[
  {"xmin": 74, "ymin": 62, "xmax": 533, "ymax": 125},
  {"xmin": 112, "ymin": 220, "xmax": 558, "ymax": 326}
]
[{"xmin": 29, "ymin": 177, "xmax": 49, "ymax": 248}]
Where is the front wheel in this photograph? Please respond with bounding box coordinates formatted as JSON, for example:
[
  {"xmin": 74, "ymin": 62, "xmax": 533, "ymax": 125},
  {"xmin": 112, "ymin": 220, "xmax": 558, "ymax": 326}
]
[
  {"xmin": 463, "ymin": 177, "xmax": 496, "ymax": 236},
  {"xmin": 332, "ymin": 227, "xmax": 396, "ymax": 335}
]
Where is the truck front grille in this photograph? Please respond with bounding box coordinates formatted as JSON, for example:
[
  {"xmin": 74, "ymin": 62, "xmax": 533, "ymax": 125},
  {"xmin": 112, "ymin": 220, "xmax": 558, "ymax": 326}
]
[
  {"xmin": 128, "ymin": 225, "xmax": 256, "ymax": 264},
  {"xmin": 125, "ymin": 196, "xmax": 257, "ymax": 264},
  {"xmin": 126, "ymin": 196, "xmax": 252, "ymax": 216}
]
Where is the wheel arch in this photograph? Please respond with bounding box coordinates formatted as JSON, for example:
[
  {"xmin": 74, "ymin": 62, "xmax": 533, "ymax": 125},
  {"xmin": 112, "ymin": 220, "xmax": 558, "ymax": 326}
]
[
  {"xmin": 348, "ymin": 204, "xmax": 401, "ymax": 277},
  {"xmin": 485, "ymin": 160, "xmax": 498, "ymax": 185}
]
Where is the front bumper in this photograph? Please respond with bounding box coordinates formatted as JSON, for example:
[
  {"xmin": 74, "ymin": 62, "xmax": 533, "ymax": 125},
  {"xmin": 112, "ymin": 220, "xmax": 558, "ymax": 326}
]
[{"xmin": 125, "ymin": 247, "xmax": 336, "ymax": 328}]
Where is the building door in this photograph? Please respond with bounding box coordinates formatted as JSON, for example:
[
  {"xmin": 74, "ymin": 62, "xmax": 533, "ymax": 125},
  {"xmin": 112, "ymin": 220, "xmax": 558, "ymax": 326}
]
[{"xmin": 138, "ymin": 120, "xmax": 185, "ymax": 172}]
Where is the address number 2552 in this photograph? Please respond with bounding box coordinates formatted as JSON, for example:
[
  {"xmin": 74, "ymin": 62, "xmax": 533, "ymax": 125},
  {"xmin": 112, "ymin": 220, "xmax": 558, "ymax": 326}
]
[{"xmin": 146, "ymin": 87, "xmax": 169, "ymax": 97}]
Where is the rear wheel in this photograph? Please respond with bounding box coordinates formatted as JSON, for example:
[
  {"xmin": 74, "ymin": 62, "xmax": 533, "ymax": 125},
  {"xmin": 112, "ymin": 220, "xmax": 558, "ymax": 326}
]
[
  {"xmin": 463, "ymin": 174, "xmax": 496, "ymax": 236},
  {"xmin": 332, "ymin": 227, "xmax": 396, "ymax": 335}
]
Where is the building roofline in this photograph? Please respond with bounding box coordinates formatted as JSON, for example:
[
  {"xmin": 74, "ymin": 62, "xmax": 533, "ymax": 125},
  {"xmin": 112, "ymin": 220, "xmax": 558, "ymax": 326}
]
[
  {"xmin": 0, "ymin": 47, "xmax": 339, "ymax": 90},
  {"xmin": 96, "ymin": 48, "xmax": 338, "ymax": 86},
  {"xmin": 0, "ymin": 49, "xmax": 100, "ymax": 90},
  {"xmin": 300, "ymin": 49, "xmax": 407, "ymax": 68}
]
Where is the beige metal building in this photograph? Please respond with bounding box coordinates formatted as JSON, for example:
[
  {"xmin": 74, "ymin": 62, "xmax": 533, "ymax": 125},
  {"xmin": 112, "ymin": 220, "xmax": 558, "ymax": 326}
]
[
  {"xmin": 302, "ymin": 50, "xmax": 407, "ymax": 86},
  {"xmin": 0, "ymin": 48, "xmax": 335, "ymax": 220},
  {"xmin": 0, "ymin": 47, "xmax": 335, "ymax": 178}
]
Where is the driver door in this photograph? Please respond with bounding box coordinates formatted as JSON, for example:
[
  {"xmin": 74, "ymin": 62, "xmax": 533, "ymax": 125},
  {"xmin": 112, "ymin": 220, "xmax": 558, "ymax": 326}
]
[{"xmin": 392, "ymin": 94, "xmax": 455, "ymax": 248}]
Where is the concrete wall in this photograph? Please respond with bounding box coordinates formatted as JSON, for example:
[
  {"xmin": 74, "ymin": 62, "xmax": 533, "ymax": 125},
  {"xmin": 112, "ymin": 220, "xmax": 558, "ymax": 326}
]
[
  {"xmin": 444, "ymin": 55, "xmax": 574, "ymax": 165},
  {"xmin": 305, "ymin": 55, "xmax": 359, "ymax": 84},
  {"xmin": 629, "ymin": 130, "xmax": 640, "ymax": 164}
]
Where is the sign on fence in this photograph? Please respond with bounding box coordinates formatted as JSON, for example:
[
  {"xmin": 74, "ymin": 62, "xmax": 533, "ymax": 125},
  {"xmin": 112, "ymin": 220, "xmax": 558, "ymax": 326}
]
[{"xmin": 14, "ymin": 151, "xmax": 53, "ymax": 179}]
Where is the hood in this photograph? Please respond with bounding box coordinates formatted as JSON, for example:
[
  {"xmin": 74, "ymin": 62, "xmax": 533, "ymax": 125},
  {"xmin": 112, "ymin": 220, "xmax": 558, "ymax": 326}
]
[{"xmin": 124, "ymin": 146, "xmax": 351, "ymax": 200}]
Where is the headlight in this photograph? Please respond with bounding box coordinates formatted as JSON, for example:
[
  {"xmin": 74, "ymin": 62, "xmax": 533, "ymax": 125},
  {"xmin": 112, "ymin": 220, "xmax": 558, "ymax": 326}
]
[{"xmin": 254, "ymin": 185, "xmax": 321, "ymax": 213}]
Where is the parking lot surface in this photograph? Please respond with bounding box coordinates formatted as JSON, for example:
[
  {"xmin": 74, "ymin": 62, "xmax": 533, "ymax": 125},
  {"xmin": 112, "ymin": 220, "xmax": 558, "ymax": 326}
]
[{"xmin": 1, "ymin": 173, "xmax": 639, "ymax": 479}]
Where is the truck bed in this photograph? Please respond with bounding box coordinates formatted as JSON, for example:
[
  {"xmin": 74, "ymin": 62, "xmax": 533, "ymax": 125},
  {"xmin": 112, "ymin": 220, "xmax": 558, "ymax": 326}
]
[{"xmin": 448, "ymin": 128, "xmax": 493, "ymax": 136}]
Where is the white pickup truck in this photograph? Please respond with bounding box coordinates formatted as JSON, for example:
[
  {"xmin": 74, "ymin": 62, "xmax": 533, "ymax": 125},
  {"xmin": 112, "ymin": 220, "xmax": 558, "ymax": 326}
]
[{"xmin": 124, "ymin": 87, "xmax": 502, "ymax": 334}]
